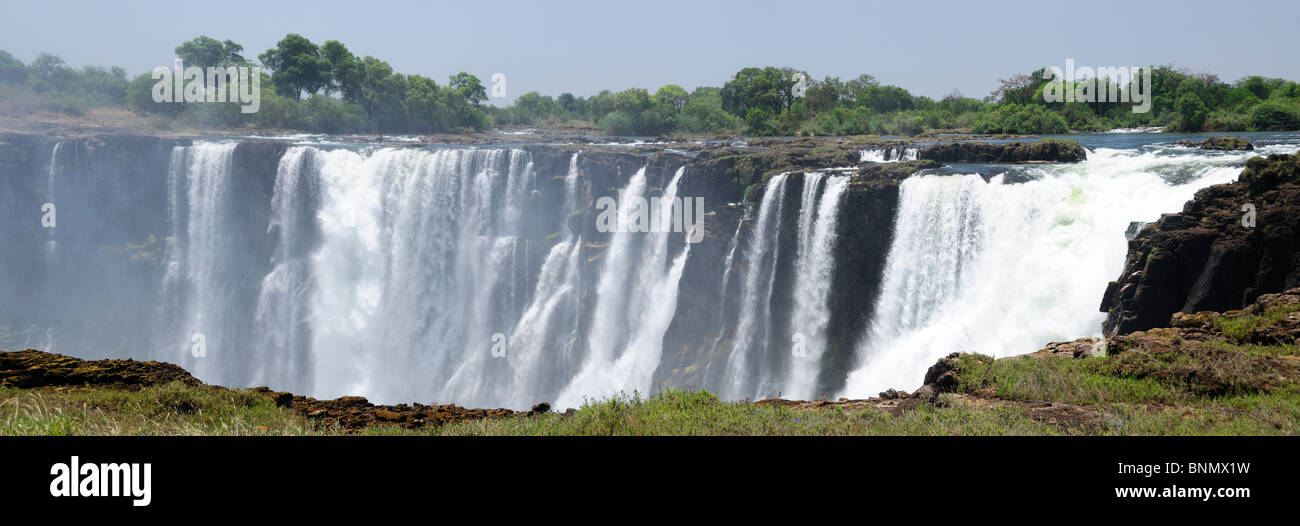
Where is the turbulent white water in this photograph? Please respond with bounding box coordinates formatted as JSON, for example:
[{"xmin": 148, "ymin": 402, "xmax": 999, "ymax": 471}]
[
  {"xmin": 147, "ymin": 142, "xmax": 700, "ymax": 409},
  {"xmin": 839, "ymin": 144, "xmax": 1288, "ymax": 397}
]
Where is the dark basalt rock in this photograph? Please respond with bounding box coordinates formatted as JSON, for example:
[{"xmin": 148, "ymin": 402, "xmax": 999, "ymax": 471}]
[
  {"xmin": 1101, "ymin": 153, "xmax": 1300, "ymax": 336},
  {"xmin": 1175, "ymin": 136, "xmax": 1254, "ymax": 151},
  {"xmin": 917, "ymin": 138, "xmax": 1086, "ymax": 163}
]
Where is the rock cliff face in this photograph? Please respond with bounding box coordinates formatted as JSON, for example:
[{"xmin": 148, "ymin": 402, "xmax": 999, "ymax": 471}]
[{"xmin": 1101, "ymin": 153, "xmax": 1300, "ymax": 335}]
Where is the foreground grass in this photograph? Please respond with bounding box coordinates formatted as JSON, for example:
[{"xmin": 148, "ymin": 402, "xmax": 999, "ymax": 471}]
[
  {"xmin": 2, "ymin": 379, "xmax": 1295, "ymax": 435},
  {"xmin": 0, "ymin": 383, "xmax": 337, "ymax": 436},
  {"xmin": 378, "ymin": 390, "xmax": 1059, "ymax": 436}
]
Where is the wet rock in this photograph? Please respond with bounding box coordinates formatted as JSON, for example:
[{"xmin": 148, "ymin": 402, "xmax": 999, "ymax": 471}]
[
  {"xmin": 917, "ymin": 139, "xmax": 1086, "ymax": 163},
  {"xmin": 1101, "ymin": 153, "xmax": 1300, "ymax": 335},
  {"xmin": 1181, "ymin": 137, "xmax": 1255, "ymax": 151}
]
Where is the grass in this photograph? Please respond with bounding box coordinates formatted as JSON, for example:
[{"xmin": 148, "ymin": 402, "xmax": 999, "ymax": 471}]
[
  {"xmin": 956, "ymin": 354, "xmax": 1186, "ymax": 405},
  {"xmin": 0, "ymin": 383, "xmax": 338, "ymax": 436},
  {"xmin": 378, "ymin": 389, "xmax": 1059, "ymax": 436},
  {"xmin": 1213, "ymin": 303, "xmax": 1300, "ymax": 341}
]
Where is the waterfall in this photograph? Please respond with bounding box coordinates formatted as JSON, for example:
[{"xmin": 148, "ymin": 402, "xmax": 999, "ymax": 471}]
[
  {"xmin": 700, "ymin": 214, "xmax": 747, "ymax": 383},
  {"xmin": 555, "ymin": 166, "xmax": 691, "ymax": 408},
  {"xmin": 308, "ymin": 147, "xmax": 534, "ymax": 404},
  {"xmin": 724, "ymin": 173, "xmax": 789, "ymax": 399},
  {"xmin": 860, "ymin": 146, "xmax": 918, "ymax": 163},
  {"xmin": 785, "ymin": 174, "xmax": 850, "ymax": 399},
  {"xmin": 840, "ymin": 147, "xmax": 1247, "ymax": 397},
  {"xmin": 251, "ymin": 147, "xmax": 318, "ymax": 392},
  {"xmin": 44, "ymin": 141, "xmax": 61, "ymax": 261},
  {"xmin": 507, "ymin": 152, "xmax": 584, "ymax": 408},
  {"xmin": 721, "ymin": 172, "xmax": 848, "ymax": 400},
  {"xmin": 18, "ymin": 134, "xmax": 1291, "ymax": 411},
  {"xmin": 161, "ymin": 142, "xmax": 240, "ymax": 381}
]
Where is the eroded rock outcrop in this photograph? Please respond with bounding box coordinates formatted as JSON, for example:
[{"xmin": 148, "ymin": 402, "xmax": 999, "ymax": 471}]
[
  {"xmin": 1175, "ymin": 136, "xmax": 1254, "ymax": 151},
  {"xmin": 1101, "ymin": 153, "xmax": 1300, "ymax": 336},
  {"xmin": 0, "ymin": 349, "xmax": 200, "ymax": 388},
  {"xmin": 917, "ymin": 138, "xmax": 1086, "ymax": 163}
]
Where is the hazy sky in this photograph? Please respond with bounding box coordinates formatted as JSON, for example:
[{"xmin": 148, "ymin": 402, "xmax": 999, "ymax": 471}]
[{"xmin": 2, "ymin": 0, "xmax": 1298, "ymax": 104}]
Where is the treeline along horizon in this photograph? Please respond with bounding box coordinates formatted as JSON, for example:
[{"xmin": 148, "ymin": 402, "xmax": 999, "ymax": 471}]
[{"xmin": 2, "ymin": 33, "xmax": 1299, "ymax": 136}]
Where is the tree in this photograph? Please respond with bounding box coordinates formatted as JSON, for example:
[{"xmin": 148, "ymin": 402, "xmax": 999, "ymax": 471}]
[
  {"xmin": 857, "ymin": 85, "xmax": 914, "ymax": 113},
  {"xmin": 654, "ymin": 84, "xmax": 688, "ymax": 111},
  {"xmin": 448, "ymin": 72, "xmax": 487, "ymax": 106},
  {"xmin": 514, "ymin": 91, "xmax": 557, "ymax": 123},
  {"xmin": 1174, "ymin": 92, "xmax": 1208, "ymax": 131},
  {"xmin": 988, "ymin": 71, "xmax": 1047, "ymax": 106},
  {"xmin": 321, "ymin": 40, "xmax": 360, "ymax": 100},
  {"xmin": 258, "ymin": 34, "xmax": 331, "ymax": 98},
  {"xmin": 405, "ymin": 74, "xmax": 445, "ymax": 131},
  {"xmin": 0, "ymin": 49, "xmax": 26, "ymax": 84},
  {"xmin": 444, "ymin": 73, "xmax": 488, "ymax": 131},
  {"xmin": 175, "ymin": 36, "xmax": 246, "ymax": 67},
  {"xmin": 721, "ymin": 66, "xmax": 796, "ymax": 117},
  {"xmin": 27, "ymin": 53, "xmax": 70, "ymax": 92},
  {"xmin": 804, "ymin": 76, "xmax": 848, "ymax": 112},
  {"xmin": 844, "ymin": 74, "xmax": 878, "ymax": 95}
]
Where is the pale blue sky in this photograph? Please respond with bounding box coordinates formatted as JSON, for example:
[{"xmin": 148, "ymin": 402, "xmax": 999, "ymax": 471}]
[{"xmin": 2, "ymin": 0, "xmax": 1297, "ymax": 104}]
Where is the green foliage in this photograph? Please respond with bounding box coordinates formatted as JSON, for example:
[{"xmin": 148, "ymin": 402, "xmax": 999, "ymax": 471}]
[
  {"xmin": 0, "ymin": 49, "xmax": 27, "ymax": 84},
  {"xmin": 1172, "ymin": 92, "xmax": 1209, "ymax": 131},
  {"xmin": 972, "ymin": 103, "xmax": 1068, "ymax": 134},
  {"xmin": 258, "ymin": 33, "xmax": 330, "ymax": 98},
  {"xmin": 1250, "ymin": 99, "xmax": 1300, "ymax": 131},
  {"xmin": 175, "ymin": 36, "xmax": 247, "ymax": 68},
  {"xmin": 7, "ymin": 41, "xmax": 1300, "ymax": 137}
]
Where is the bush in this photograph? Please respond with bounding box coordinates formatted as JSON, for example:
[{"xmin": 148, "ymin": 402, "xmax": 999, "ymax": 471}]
[
  {"xmin": 598, "ymin": 110, "xmax": 638, "ymax": 135},
  {"xmin": 1250, "ymin": 99, "xmax": 1300, "ymax": 131},
  {"xmin": 972, "ymin": 104, "xmax": 1069, "ymax": 134}
]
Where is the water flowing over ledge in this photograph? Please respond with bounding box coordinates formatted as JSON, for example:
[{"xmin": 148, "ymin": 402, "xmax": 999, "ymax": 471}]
[{"xmin": 2, "ymin": 133, "xmax": 1296, "ymax": 408}]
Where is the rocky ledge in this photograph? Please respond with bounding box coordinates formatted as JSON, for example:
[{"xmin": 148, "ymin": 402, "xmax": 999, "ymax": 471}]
[
  {"xmin": 1175, "ymin": 136, "xmax": 1255, "ymax": 150},
  {"xmin": 916, "ymin": 138, "xmax": 1086, "ymax": 163},
  {"xmin": 0, "ymin": 349, "xmax": 545, "ymax": 431},
  {"xmin": 1101, "ymin": 152, "xmax": 1300, "ymax": 336}
]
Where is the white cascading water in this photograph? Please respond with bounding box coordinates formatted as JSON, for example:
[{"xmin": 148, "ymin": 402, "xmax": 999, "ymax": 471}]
[
  {"xmin": 722, "ymin": 172, "xmax": 849, "ymax": 400},
  {"xmin": 44, "ymin": 141, "xmax": 61, "ymax": 261},
  {"xmin": 860, "ymin": 146, "xmax": 918, "ymax": 163},
  {"xmin": 251, "ymin": 146, "xmax": 315, "ymax": 392},
  {"xmin": 555, "ymin": 166, "xmax": 691, "ymax": 408},
  {"xmin": 150, "ymin": 142, "xmax": 695, "ymax": 409},
  {"xmin": 506, "ymin": 153, "xmax": 585, "ymax": 408},
  {"xmin": 785, "ymin": 174, "xmax": 850, "ymax": 399},
  {"xmin": 162, "ymin": 141, "xmax": 239, "ymax": 381},
  {"xmin": 840, "ymin": 145, "xmax": 1280, "ymax": 397},
  {"xmin": 724, "ymin": 173, "xmax": 789, "ymax": 399},
  {"xmin": 309, "ymin": 147, "xmax": 534, "ymax": 404}
]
